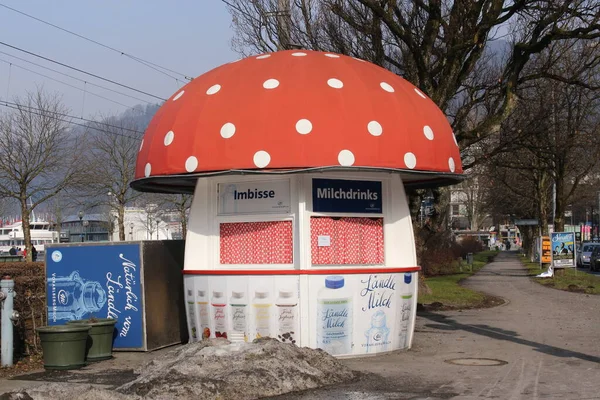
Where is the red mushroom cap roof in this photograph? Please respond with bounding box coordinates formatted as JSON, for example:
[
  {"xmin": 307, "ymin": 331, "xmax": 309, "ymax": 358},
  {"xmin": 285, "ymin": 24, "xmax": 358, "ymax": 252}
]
[{"xmin": 132, "ymin": 50, "xmax": 463, "ymax": 193}]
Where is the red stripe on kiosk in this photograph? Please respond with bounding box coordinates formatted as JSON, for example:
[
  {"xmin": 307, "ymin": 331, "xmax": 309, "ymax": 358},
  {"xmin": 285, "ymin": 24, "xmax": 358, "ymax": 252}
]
[{"xmin": 183, "ymin": 267, "xmax": 421, "ymax": 275}]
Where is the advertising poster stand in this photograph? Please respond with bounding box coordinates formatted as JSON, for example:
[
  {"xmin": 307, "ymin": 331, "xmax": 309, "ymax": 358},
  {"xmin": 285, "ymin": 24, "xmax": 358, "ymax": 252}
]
[{"xmin": 46, "ymin": 240, "xmax": 187, "ymax": 351}]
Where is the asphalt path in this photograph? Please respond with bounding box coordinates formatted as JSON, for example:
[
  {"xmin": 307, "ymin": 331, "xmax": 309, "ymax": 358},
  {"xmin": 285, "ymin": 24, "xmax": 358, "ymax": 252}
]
[{"xmin": 270, "ymin": 251, "xmax": 600, "ymax": 399}]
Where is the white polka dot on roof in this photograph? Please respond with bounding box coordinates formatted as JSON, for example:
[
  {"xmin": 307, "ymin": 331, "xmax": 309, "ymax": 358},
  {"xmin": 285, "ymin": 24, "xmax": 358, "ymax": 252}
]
[
  {"xmin": 352, "ymin": 57, "xmax": 366, "ymax": 62},
  {"xmin": 263, "ymin": 79, "xmax": 280, "ymax": 89},
  {"xmin": 380, "ymin": 82, "xmax": 394, "ymax": 93},
  {"xmin": 206, "ymin": 85, "xmax": 221, "ymax": 95},
  {"xmin": 220, "ymin": 123, "xmax": 236, "ymax": 138},
  {"xmin": 325, "ymin": 53, "xmax": 340, "ymax": 58},
  {"xmin": 172, "ymin": 91, "xmax": 184, "ymax": 101},
  {"xmin": 144, "ymin": 163, "xmax": 151, "ymax": 177},
  {"xmin": 404, "ymin": 152, "xmax": 417, "ymax": 169},
  {"xmin": 185, "ymin": 156, "xmax": 198, "ymax": 172},
  {"xmin": 256, "ymin": 54, "xmax": 271, "ymax": 59},
  {"xmin": 414, "ymin": 88, "xmax": 427, "ymax": 98},
  {"xmin": 423, "ymin": 125, "xmax": 434, "ymax": 140},
  {"xmin": 338, "ymin": 150, "xmax": 355, "ymax": 166},
  {"xmin": 452, "ymin": 132, "xmax": 458, "ymax": 146},
  {"xmin": 292, "ymin": 52, "xmax": 307, "ymax": 57},
  {"xmin": 253, "ymin": 151, "xmax": 271, "ymax": 168},
  {"xmin": 367, "ymin": 121, "xmax": 383, "ymax": 136},
  {"xmin": 327, "ymin": 78, "xmax": 343, "ymax": 89},
  {"xmin": 449, "ymin": 157, "xmax": 456, "ymax": 172},
  {"xmin": 164, "ymin": 130, "xmax": 174, "ymax": 146},
  {"xmin": 139, "ymin": 140, "xmax": 143, "ymax": 152},
  {"xmin": 296, "ymin": 119, "xmax": 312, "ymax": 134}
]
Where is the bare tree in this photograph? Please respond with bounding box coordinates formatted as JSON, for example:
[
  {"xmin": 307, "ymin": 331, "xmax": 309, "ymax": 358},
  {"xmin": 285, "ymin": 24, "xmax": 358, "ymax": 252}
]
[
  {"xmin": 87, "ymin": 117, "xmax": 144, "ymax": 241},
  {"xmin": 226, "ymin": 1, "xmax": 599, "ymax": 164},
  {"xmin": 160, "ymin": 194, "xmax": 192, "ymax": 239},
  {"xmin": 0, "ymin": 90, "xmax": 87, "ymax": 261}
]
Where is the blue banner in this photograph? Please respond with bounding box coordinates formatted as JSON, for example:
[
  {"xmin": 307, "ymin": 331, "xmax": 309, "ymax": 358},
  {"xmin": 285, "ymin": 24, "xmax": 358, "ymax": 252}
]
[
  {"xmin": 312, "ymin": 179, "xmax": 382, "ymax": 213},
  {"xmin": 46, "ymin": 244, "xmax": 143, "ymax": 349}
]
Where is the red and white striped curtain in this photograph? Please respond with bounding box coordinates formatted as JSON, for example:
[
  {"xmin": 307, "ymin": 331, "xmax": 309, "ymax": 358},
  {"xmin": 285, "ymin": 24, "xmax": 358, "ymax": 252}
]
[{"xmin": 311, "ymin": 217, "xmax": 384, "ymax": 265}]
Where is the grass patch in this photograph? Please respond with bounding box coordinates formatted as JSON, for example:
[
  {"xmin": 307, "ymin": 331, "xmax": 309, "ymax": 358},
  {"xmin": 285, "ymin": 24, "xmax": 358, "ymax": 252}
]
[
  {"xmin": 418, "ymin": 250, "xmax": 500, "ymax": 308},
  {"xmin": 520, "ymin": 259, "xmax": 600, "ymax": 295}
]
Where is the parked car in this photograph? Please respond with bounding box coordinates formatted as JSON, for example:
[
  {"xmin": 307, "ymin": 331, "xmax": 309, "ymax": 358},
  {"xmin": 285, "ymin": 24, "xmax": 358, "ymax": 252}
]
[
  {"xmin": 578, "ymin": 243, "xmax": 600, "ymax": 268},
  {"xmin": 589, "ymin": 246, "xmax": 600, "ymax": 271}
]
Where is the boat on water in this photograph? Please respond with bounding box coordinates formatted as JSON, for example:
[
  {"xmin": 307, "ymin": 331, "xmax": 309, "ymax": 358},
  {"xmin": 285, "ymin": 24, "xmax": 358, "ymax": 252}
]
[{"xmin": 0, "ymin": 220, "xmax": 59, "ymax": 254}]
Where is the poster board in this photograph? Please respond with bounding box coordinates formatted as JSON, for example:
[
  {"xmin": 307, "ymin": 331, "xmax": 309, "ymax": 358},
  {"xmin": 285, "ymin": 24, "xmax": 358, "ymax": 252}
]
[
  {"xmin": 541, "ymin": 236, "xmax": 552, "ymax": 265},
  {"xmin": 550, "ymin": 232, "xmax": 575, "ymax": 268}
]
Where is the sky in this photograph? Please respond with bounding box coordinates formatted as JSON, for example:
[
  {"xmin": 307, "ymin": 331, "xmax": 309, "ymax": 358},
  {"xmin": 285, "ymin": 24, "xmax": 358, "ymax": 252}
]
[{"xmin": 0, "ymin": 0, "xmax": 238, "ymax": 119}]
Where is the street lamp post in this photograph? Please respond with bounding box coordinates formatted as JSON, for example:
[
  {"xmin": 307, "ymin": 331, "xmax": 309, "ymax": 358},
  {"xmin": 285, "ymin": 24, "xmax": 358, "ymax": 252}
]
[{"xmin": 78, "ymin": 211, "xmax": 84, "ymax": 242}]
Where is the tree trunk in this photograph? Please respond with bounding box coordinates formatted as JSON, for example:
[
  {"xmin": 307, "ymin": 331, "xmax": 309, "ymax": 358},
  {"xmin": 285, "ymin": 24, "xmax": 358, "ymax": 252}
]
[
  {"xmin": 20, "ymin": 197, "xmax": 32, "ymax": 262},
  {"xmin": 118, "ymin": 204, "xmax": 125, "ymax": 241}
]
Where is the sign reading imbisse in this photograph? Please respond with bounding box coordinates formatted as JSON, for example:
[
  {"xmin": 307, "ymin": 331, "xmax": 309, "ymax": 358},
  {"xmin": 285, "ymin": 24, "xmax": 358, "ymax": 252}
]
[
  {"xmin": 218, "ymin": 180, "xmax": 291, "ymax": 215},
  {"xmin": 312, "ymin": 179, "xmax": 382, "ymax": 213}
]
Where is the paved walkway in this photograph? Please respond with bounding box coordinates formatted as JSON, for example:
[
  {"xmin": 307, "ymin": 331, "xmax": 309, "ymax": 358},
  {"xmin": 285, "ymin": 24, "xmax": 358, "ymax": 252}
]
[
  {"xmin": 2, "ymin": 252, "xmax": 599, "ymax": 399},
  {"xmin": 273, "ymin": 251, "xmax": 600, "ymax": 399}
]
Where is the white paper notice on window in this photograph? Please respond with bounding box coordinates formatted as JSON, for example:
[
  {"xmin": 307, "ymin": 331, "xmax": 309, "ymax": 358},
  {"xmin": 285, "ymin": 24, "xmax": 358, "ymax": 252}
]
[{"xmin": 318, "ymin": 235, "xmax": 331, "ymax": 247}]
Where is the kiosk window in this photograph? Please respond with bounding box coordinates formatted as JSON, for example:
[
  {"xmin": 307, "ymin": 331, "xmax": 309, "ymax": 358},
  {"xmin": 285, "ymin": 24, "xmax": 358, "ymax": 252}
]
[
  {"xmin": 220, "ymin": 221, "xmax": 293, "ymax": 264},
  {"xmin": 311, "ymin": 217, "xmax": 384, "ymax": 265}
]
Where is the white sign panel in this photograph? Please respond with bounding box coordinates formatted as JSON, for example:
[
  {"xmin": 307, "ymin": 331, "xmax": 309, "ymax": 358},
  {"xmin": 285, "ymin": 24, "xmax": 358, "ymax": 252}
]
[
  {"xmin": 318, "ymin": 235, "xmax": 331, "ymax": 247},
  {"xmin": 218, "ymin": 180, "xmax": 291, "ymax": 215}
]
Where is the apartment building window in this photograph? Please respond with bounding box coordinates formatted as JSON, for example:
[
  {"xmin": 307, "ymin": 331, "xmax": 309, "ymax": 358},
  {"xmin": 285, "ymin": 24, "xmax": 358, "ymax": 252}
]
[{"xmin": 451, "ymin": 204, "xmax": 460, "ymax": 216}]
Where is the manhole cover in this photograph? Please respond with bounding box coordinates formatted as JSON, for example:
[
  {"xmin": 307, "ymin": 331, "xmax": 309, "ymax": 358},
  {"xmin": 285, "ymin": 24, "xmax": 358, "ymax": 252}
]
[{"xmin": 445, "ymin": 358, "xmax": 508, "ymax": 366}]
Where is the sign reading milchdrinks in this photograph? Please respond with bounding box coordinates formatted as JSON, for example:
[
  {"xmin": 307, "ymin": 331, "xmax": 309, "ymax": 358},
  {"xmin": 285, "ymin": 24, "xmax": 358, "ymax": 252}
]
[{"xmin": 312, "ymin": 178, "xmax": 382, "ymax": 213}]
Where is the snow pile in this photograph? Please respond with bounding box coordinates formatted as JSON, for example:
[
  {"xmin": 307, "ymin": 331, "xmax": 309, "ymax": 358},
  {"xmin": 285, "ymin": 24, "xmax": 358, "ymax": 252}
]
[
  {"xmin": 17, "ymin": 338, "xmax": 355, "ymax": 400},
  {"xmin": 119, "ymin": 338, "xmax": 355, "ymax": 399}
]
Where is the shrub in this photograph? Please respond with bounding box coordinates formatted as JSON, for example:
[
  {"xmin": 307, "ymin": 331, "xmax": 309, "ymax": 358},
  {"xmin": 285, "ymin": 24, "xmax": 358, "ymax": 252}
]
[
  {"xmin": 0, "ymin": 262, "xmax": 46, "ymax": 357},
  {"xmin": 415, "ymin": 228, "xmax": 460, "ymax": 276},
  {"xmin": 456, "ymin": 236, "xmax": 485, "ymax": 258}
]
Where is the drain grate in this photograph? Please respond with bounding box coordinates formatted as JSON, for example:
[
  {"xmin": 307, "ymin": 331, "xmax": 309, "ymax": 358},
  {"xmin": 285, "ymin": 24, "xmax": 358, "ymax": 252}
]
[{"xmin": 445, "ymin": 358, "xmax": 508, "ymax": 366}]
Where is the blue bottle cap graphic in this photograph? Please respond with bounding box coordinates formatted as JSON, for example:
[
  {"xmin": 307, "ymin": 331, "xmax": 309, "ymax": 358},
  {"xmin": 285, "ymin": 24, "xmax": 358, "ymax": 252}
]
[
  {"xmin": 404, "ymin": 273, "xmax": 412, "ymax": 284},
  {"xmin": 325, "ymin": 276, "xmax": 344, "ymax": 289}
]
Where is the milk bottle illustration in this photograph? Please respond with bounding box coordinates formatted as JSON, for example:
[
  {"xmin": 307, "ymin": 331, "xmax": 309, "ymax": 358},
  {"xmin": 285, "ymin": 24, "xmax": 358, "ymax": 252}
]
[
  {"xmin": 186, "ymin": 289, "xmax": 198, "ymax": 341},
  {"xmin": 276, "ymin": 290, "xmax": 297, "ymax": 344},
  {"xmin": 47, "ymin": 271, "xmax": 106, "ymax": 321},
  {"xmin": 212, "ymin": 291, "xmax": 227, "ymax": 339},
  {"xmin": 253, "ymin": 290, "xmax": 271, "ymax": 339},
  {"xmin": 316, "ymin": 276, "xmax": 353, "ymax": 355},
  {"xmin": 398, "ymin": 273, "xmax": 413, "ymax": 348},
  {"xmin": 197, "ymin": 290, "xmax": 210, "ymax": 339},
  {"xmin": 230, "ymin": 291, "xmax": 247, "ymax": 342},
  {"xmin": 365, "ymin": 310, "xmax": 389, "ymax": 353}
]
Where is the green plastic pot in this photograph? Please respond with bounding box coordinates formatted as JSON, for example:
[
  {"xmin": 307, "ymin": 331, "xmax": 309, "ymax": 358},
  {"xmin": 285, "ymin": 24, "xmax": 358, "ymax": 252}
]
[
  {"xmin": 36, "ymin": 325, "xmax": 91, "ymax": 370},
  {"xmin": 67, "ymin": 318, "xmax": 118, "ymax": 361}
]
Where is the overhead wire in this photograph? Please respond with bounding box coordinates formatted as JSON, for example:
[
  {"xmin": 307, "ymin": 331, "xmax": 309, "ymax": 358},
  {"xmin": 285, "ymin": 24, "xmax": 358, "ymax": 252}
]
[
  {"xmin": 0, "ymin": 41, "xmax": 167, "ymax": 101},
  {"xmin": 0, "ymin": 98, "xmax": 145, "ymax": 137},
  {"xmin": 0, "ymin": 57, "xmax": 143, "ymax": 111},
  {"xmin": 0, "ymin": 50, "xmax": 154, "ymax": 104},
  {"xmin": 0, "ymin": 101, "xmax": 141, "ymax": 141},
  {"xmin": 0, "ymin": 102, "xmax": 141, "ymax": 141},
  {"xmin": 0, "ymin": 2, "xmax": 193, "ymax": 82}
]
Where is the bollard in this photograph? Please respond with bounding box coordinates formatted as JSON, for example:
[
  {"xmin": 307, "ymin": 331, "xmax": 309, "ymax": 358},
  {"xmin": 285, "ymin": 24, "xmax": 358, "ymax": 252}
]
[{"xmin": 1, "ymin": 275, "xmax": 16, "ymax": 367}]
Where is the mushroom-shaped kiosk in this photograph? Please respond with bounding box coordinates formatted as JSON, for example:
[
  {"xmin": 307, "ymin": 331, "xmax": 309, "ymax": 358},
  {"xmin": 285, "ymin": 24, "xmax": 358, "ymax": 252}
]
[{"xmin": 132, "ymin": 50, "xmax": 463, "ymax": 356}]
